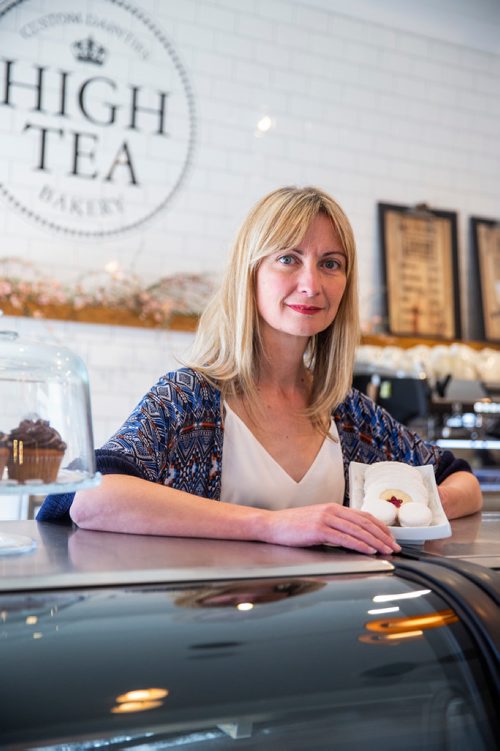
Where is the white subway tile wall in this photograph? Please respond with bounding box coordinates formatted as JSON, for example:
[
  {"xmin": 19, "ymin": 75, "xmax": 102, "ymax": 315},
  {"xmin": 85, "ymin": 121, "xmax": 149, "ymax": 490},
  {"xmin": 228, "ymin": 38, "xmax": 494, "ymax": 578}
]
[
  {"xmin": 2, "ymin": 315, "xmax": 194, "ymax": 448},
  {"xmin": 1, "ymin": 0, "xmax": 500, "ymax": 460}
]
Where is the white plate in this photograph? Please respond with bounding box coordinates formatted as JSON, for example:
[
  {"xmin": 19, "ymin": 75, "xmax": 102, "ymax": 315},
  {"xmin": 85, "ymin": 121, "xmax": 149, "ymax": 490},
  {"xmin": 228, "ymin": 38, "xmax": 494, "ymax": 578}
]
[{"xmin": 348, "ymin": 461, "xmax": 452, "ymax": 544}]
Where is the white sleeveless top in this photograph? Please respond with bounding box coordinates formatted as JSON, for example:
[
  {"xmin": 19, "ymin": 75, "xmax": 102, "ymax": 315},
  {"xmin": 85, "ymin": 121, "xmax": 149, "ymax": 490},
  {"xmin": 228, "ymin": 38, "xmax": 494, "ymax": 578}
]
[{"xmin": 220, "ymin": 403, "xmax": 345, "ymax": 509}]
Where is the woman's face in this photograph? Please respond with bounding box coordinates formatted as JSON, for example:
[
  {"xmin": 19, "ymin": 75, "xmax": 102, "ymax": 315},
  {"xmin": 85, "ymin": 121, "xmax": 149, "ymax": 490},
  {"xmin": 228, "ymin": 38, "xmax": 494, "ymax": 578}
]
[{"xmin": 255, "ymin": 213, "xmax": 348, "ymax": 343}]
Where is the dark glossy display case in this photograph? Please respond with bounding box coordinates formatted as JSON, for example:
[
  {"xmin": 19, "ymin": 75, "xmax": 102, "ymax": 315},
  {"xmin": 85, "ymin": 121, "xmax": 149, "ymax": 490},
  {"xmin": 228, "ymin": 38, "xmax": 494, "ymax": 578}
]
[{"xmin": 0, "ymin": 517, "xmax": 498, "ymax": 750}]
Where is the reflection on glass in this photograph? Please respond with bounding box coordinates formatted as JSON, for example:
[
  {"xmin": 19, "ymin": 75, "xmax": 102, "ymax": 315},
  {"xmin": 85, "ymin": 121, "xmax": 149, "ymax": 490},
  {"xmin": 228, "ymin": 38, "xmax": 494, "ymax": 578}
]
[
  {"xmin": 111, "ymin": 700, "xmax": 163, "ymax": 714},
  {"xmin": 116, "ymin": 688, "xmax": 169, "ymax": 703},
  {"xmin": 111, "ymin": 687, "xmax": 169, "ymax": 714},
  {"xmin": 174, "ymin": 579, "xmax": 325, "ymax": 609},
  {"xmin": 360, "ymin": 609, "xmax": 459, "ymax": 646},
  {"xmin": 1, "ymin": 580, "xmax": 495, "ymax": 751},
  {"xmin": 366, "ymin": 610, "xmax": 459, "ymax": 634},
  {"xmin": 372, "ymin": 589, "xmax": 431, "ymax": 603}
]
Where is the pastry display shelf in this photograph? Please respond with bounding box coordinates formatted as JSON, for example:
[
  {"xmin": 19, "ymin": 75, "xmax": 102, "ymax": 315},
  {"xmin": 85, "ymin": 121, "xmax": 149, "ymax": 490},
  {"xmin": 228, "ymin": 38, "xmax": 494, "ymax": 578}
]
[{"xmin": 0, "ymin": 470, "xmax": 101, "ymax": 496}]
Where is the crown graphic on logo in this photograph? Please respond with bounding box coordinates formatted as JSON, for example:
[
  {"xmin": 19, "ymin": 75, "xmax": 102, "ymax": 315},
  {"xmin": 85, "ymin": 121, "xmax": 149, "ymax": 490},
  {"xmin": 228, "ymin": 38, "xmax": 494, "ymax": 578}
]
[{"xmin": 71, "ymin": 36, "xmax": 107, "ymax": 65}]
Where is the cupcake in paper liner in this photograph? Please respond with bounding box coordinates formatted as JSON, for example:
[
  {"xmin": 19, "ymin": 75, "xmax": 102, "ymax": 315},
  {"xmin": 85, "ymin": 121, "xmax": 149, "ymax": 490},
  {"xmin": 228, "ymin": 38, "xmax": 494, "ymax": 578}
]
[
  {"xmin": 0, "ymin": 431, "xmax": 8, "ymax": 479},
  {"xmin": 8, "ymin": 418, "xmax": 67, "ymax": 484}
]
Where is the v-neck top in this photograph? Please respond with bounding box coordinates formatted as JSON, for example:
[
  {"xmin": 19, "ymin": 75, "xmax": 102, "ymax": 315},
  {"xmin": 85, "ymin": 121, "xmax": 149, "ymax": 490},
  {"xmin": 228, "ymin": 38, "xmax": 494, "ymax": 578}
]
[{"xmin": 220, "ymin": 402, "xmax": 345, "ymax": 509}]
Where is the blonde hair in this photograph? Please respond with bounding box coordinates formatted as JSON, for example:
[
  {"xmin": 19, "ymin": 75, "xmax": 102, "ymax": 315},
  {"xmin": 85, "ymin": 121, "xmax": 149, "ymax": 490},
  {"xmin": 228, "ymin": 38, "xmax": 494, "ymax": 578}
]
[{"xmin": 189, "ymin": 186, "xmax": 360, "ymax": 425}]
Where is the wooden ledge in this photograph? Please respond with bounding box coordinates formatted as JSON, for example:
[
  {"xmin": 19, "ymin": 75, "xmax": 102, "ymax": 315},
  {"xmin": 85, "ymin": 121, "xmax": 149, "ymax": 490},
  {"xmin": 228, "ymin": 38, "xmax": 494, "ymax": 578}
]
[
  {"xmin": 0, "ymin": 301, "xmax": 199, "ymax": 332},
  {"xmin": 361, "ymin": 334, "xmax": 499, "ymax": 351},
  {"xmin": 1, "ymin": 301, "xmax": 498, "ymax": 349}
]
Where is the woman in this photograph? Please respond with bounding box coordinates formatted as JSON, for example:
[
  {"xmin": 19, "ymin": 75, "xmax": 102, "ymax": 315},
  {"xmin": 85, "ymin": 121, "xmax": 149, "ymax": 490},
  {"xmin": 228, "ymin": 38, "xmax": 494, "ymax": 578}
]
[{"xmin": 38, "ymin": 186, "xmax": 482, "ymax": 554}]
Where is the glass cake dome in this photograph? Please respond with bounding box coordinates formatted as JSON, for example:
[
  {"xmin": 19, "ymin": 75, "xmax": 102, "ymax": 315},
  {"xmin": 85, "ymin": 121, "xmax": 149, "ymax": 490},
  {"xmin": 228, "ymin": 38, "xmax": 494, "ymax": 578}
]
[{"xmin": 0, "ymin": 329, "xmax": 101, "ymax": 497}]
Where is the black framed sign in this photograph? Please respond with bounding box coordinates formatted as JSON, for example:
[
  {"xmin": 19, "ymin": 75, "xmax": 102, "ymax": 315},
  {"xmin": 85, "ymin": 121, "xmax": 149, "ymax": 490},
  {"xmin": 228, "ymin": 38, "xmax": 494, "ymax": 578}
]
[
  {"xmin": 378, "ymin": 203, "xmax": 461, "ymax": 339},
  {"xmin": 471, "ymin": 217, "xmax": 500, "ymax": 343}
]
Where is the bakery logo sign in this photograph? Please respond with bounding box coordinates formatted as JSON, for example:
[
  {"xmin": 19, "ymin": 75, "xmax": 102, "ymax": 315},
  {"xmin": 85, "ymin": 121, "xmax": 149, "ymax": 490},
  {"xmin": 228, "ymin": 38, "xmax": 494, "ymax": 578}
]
[{"xmin": 0, "ymin": 0, "xmax": 195, "ymax": 236}]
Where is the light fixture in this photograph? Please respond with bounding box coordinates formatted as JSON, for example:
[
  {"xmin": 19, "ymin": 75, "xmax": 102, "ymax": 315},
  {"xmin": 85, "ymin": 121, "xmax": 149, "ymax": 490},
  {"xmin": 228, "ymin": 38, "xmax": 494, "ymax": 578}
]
[
  {"xmin": 256, "ymin": 115, "xmax": 273, "ymax": 133},
  {"xmin": 104, "ymin": 259, "xmax": 120, "ymax": 274}
]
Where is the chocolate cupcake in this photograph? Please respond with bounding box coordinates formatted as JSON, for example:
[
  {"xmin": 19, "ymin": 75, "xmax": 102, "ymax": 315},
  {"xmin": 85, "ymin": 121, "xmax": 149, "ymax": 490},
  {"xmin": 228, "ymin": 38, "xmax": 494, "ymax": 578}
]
[
  {"xmin": 8, "ymin": 419, "xmax": 67, "ymax": 484},
  {"xmin": 0, "ymin": 432, "xmax": 8, "ymax": 480}
]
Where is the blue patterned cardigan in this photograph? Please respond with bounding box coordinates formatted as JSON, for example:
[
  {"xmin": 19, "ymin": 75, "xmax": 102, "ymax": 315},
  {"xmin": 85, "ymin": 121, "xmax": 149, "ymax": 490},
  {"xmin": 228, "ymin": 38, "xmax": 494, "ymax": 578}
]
[{"xmin": 38, "ymin": 367, "xmax": 470, "ymax": 522}]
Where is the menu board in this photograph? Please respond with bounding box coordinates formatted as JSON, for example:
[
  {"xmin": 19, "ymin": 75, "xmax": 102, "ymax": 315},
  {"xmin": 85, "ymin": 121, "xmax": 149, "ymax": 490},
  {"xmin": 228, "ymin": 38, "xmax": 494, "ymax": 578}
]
[
  {"xmin": 472, "ymin": 218, "xmax": 500, "ymax": 342},
  {"xmin": 379, "ymin": 204, "xmax": 460, "ymax": 339}
]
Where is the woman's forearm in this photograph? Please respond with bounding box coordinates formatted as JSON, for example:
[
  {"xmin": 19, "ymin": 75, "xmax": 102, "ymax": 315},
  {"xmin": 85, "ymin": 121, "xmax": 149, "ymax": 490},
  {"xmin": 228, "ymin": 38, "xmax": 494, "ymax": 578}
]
[
  {"xmin": 71, "ymin": 474, "xmax": 401, "ymax": 554},
  {"xmin": 438, "ymin": 471, "xmax": 483, "ymax": 520},
  {"xmin": 71, "ymin": 474, "xmax": 268, "ymax": 540}
]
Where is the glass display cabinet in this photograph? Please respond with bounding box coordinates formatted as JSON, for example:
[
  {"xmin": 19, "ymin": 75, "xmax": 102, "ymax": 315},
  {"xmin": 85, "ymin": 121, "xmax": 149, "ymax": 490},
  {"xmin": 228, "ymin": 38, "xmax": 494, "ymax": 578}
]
[
  {"xmin": 0, "ymin": 329, "xmax": 100, "ymax": 553},
  {"xmin": 0, "ymin": 522, "xmax": 498, "ymax": 750}
]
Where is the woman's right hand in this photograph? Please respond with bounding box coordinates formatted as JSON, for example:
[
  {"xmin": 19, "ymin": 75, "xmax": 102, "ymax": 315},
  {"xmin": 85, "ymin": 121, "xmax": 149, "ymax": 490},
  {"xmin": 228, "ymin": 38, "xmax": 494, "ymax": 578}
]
[{"xmin": 262, "ymin": 503, "xmax": 401, "ymax": 555}]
